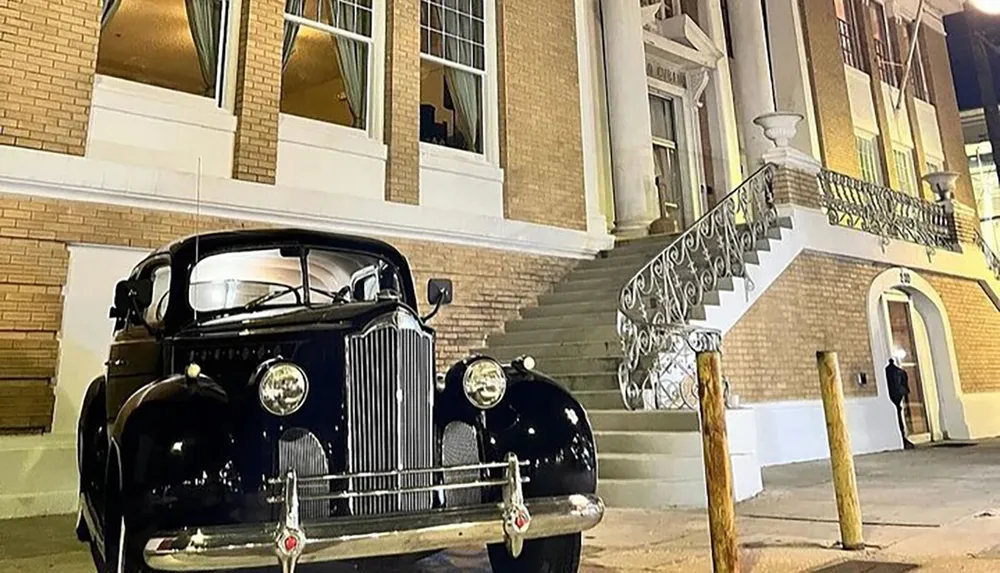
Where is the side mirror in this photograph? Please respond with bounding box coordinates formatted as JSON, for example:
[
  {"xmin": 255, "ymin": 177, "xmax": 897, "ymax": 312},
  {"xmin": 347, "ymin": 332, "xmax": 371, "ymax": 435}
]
[
  {"xmin": 111, "ymin": 278, "xmax": 153, "ymax": 320},
  {"xmin": 427, "ymin": 278, "xmax": 454, "ymax": 307}
]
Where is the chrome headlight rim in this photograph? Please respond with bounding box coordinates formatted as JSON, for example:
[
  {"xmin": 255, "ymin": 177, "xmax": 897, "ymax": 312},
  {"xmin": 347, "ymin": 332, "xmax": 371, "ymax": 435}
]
[
  {"xmin": 257, "ymin": 360, "xmax": 309, "ymax": 417},
  {"xmin": 462, "ymin": 357, "xmax": 507, "ymax": 410}
]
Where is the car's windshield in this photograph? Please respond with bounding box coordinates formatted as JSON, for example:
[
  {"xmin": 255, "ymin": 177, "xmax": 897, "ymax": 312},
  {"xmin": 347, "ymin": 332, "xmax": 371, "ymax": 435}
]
[{"xmin": 187, "ymin": 247, "xmax": 402, "ymax": 315}]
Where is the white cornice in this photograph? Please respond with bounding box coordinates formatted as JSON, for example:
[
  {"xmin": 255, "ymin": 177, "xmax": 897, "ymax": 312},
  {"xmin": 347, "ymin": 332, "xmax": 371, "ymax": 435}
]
[{"xmin": 0, "ymin": 147, "xmax": 614, "ymax": 259}]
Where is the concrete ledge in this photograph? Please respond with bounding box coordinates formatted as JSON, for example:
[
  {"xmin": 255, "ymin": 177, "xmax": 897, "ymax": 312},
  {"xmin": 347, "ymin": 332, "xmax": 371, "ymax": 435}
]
[{"xmin": 0, "ymin": 433, "xmax": 78, "ymax": 519}]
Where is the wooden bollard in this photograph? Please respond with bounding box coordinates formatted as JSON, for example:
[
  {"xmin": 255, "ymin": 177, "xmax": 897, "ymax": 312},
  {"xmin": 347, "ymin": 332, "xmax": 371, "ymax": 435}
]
[
  {"xmin": 696, "ymin": 350, "xmax": 740, "ymax": 573},
  {"xmin": 816, "ymin": 351, "xmax": 865, "ymax": 550}
]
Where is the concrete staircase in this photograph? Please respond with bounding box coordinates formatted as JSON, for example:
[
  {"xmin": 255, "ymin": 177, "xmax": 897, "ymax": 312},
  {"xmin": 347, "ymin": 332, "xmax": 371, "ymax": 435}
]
[{"xmin": 481, "ymin": 218, "xmax": 792, "ymax": 508}]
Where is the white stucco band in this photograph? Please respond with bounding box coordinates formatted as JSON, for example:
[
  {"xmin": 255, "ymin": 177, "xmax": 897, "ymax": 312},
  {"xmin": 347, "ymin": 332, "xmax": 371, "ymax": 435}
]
[{"xmin": 0, "ymin": 145, "xmax": 614, "ymax": 259}]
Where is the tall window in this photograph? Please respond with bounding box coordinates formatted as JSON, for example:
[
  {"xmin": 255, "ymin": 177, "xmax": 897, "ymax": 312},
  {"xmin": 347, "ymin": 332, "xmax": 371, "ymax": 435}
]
[
  {"xmin": 419, "ymin": 0, "xmax": 487, "ymax": 154},
  {"xmin": 893, "ymin": 148, "xmax": 919, "ymax": 195},
  {"xmin": 857, "ymin": 135, "xmax": 884, "ymax": 186},
  {"xmin": 97, "ymin": 0, "xmax": 231, "ymax": 102},
  {"xmin": 834, "ymin": 0, "xmax": 867, "ymax": 72},
  {"xmin": 870, "ymin": 2, "xmax": 900, "ymax": 87},
  {"xmin": 911, "ymin": 38, "xmax": 933, "ymax": 103},
  {"xmin": 281, "ymin": 0, "xmax": 373, "ymax": 129},
  {"xmin": 649, "ymin": 95, "xmax": 683, "ymax": 219}
]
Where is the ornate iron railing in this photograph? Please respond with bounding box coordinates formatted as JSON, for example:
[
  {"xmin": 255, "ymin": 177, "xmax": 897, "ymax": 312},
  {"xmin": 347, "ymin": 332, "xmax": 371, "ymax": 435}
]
[
  {"xmin": 817, "ymin": 170, "xmax": 959, "ymax": 254},
  {"xmin": 617, "ymin": 164, "xmax": 777, "ymax": 410},
  {"xmin": 975, "ymin": 230, "xmax": 1000, "ymax": 282}
]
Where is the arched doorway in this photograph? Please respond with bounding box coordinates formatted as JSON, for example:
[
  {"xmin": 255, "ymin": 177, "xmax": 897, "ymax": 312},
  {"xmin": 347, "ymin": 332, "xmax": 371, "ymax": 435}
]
[{"xmin": 866, "ymin": 268, "xmax": 970, "ymax": 446}]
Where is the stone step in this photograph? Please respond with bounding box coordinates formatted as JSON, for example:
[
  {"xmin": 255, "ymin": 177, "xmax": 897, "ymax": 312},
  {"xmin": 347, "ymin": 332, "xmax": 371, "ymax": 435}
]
[
  {"xmin": 598, "ymin": 453, "xmax": 704, "ymax": 480},
  {"xmin": 531, "ymin": 356, "xmax": 620, "ymax": 375},
  {"xmin": 537, "ymin": 288, "xmax": 619, "ymax": 306},
  {"xmin": 521, "ymin": 299, "xmax": 620, "ymax": 318},
  {"xmin": 595, "ymin": 430, "xmax": 704, "ymax": 456},
  {"xmin": 575, "ymin": 390, "xmax": 626, "ymax": 410},
  {"xmin": 588, "ymin": 409, "xmax": 701, "ymax": 432},
  {"xmin": 567, "ymin": 263, "xmax": 648, "ymax": 282},
  {"xmin": 480, "ymin": 341, "xmax": 622, "ymax": 360},
  {"xmin": 487, "ymin": 324, "xmax": 619, "ymax": 347},
  {"xmin": 560, "ymin": 373, "xmax": 619, "ymax": 392},
  {"xmin": 504, "ymin": 311, "xmax": 618, "ymax": 332},
  {"xmin": 598, "ymin": 478, "xmax": 708, "ymax": 508},
  {"xmin": 575, "ymin": 253, "xmax": 652, "ymax": 272},
  {"xmin": 553, "ymin": 276, "xmax": 623, "ymax": 293}
]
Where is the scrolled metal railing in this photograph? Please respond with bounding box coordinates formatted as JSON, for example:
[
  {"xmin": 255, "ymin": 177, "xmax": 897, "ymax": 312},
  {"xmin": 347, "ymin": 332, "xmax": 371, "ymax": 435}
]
[
  {"xmin": 975, "ymin": 230, "xmax": 1000, "ymax": 282},
  {"xmin": 817, "ymin": 170, "xmax": 959, "ymax": 254},
  {"xmin": 616, "ymin": 164, "xmax": 777, "ymax": 410}
]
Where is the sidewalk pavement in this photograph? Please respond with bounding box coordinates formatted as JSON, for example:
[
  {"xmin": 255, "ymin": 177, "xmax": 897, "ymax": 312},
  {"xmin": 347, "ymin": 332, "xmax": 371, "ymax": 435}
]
[{"xmin": 1, "ymin": 440, "xmax": 999, "ymax": 572}]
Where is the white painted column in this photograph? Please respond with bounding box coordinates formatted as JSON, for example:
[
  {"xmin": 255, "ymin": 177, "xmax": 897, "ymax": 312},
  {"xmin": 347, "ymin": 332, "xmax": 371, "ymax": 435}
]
[
  {"xmin": 764, "ymin": 0, "xmax": 821, "ymax": 159},
  {"xmin": 576, "ymin": 0, "xmax": 614, "ymax": 235},
  {"xmin": 728, "ymin": 0, "xmax": 776, "ymax": 169},
  {"xmin": 698, "ymin": 0, "xmax": 742, "ymax": 194},
  {"xmin": 600, "ymin": 0, "xmax": 657, "ymax": 238}
]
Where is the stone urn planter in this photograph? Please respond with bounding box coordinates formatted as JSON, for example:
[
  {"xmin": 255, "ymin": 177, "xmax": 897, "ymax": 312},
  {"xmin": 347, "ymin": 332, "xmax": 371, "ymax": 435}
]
[
  {"xmin": 923, "ymin": 171, "xmax": 959, "ymax": 203},
  {"xmin": 753, "ymin": 112, "xmax": 804, "ymax": 149}
]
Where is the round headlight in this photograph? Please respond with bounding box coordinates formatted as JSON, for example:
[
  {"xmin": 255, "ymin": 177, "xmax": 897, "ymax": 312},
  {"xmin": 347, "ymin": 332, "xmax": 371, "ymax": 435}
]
[
  {"xmin": 463, "ymin": 358, "xmax": 507, "ymax": 409},
  {"xmin": 258, "ymin": 362, "xmax": 309, "ymax": 416}
]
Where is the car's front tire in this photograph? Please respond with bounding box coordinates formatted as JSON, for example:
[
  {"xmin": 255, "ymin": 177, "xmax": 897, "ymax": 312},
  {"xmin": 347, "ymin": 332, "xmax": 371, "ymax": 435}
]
[{"xmin": 487, "ymin": 533, "xmax": 582, "ymax": 573}]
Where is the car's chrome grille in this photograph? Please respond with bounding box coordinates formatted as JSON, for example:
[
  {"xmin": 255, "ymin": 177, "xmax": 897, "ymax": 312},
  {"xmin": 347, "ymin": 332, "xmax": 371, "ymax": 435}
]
[
  {"xmin": 345, "ymin": 309, "xmax": 435, "ymax": 516},
  {"xmin": 277, "ymin": 429, "xmax": 329, "ymax": 520}
]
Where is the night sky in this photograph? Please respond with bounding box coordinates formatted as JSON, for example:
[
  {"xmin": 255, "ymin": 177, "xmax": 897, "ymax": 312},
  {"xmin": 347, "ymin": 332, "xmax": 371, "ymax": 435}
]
[{"xmin": 946, "ymin": 11, "xmax": 1000, "ymax": 111}]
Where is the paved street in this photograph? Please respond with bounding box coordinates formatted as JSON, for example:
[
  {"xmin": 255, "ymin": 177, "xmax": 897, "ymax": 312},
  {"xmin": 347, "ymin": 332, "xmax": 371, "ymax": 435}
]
[{"xmin": 3, "ymin": 440, "xmax": 1000, "ymax": 572}]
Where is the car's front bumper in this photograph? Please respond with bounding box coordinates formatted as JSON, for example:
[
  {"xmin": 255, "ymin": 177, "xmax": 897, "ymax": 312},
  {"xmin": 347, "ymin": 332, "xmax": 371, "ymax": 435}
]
[{"xmin": 144, "ymin": 493, "xmax": 604, "ymax": 571}]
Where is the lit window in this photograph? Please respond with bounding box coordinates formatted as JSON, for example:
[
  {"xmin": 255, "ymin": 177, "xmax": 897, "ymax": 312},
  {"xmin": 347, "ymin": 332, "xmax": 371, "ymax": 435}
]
[
  {"xmin": 419, "ymin": 0, "xmax": 487, "ymax": 154},
  {"xmin": 98, "ymin": 0, "xmax": 232, "ymax": 101},
  {"xmin": 856, "ymin": 135, "xmax": 884, "ymax": 186},
  {"xmin": 893, "ymin": 148, "xmax": 919, "ymax": 195},
  {"xmin": 835, "ymin": 0, "xmax": 867, "ymax": 72},
  {"xmin": 870, "ymin": 2, "xmax": 900, "ymax": 87},
  {"xmin": 281, "ymin": 0, "xmax": 373, "ymax": 129}
]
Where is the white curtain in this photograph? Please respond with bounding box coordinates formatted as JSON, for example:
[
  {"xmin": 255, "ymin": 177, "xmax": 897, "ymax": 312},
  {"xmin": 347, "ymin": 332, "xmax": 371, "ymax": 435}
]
[
  {"xmin": 445, "ymin": 65, "xmax": 481, "ymax": 152},
  {"xmin": 326, "ymin": 0, "xmax": 367, "ymax": 128},
  {"xmin": 283, "ymin": 0, "xmax": 305, "ymax": 70},
  {"xmin": 101, "ymin": 0, "xmax": 122, "ymax": 29},
  {"xmin": 184, "ymin": 0, "xmax": 223, "ymax": 96}
]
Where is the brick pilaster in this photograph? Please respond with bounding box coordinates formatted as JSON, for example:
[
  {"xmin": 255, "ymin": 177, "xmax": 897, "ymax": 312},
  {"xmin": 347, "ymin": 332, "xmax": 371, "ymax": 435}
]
[
  {"xmin": 383, "ymin": 0, "xmax": 420, "ymax": 205},
  {"xmin": 772, "ymin": 166, "xmax": 821, "ymax": 210},
  {"xmin": 922, "ymin": 25, "xmax": 977, "ymax": 212},
  {"xmin": 0, "ymin": 0, "xmax": 100, "ymax": 155},
  {"xmin": 231, "ymin": 0, "xmax": 284, "ymax": 184},
  {"xmin": 799, "ymin": 0, "xmax": 860, "ymax": 178}
]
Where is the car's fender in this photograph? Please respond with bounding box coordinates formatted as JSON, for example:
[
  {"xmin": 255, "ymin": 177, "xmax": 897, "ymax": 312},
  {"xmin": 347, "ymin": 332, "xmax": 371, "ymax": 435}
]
[
  {"xmin": 108, "ymin": 373, "xmax": 242, "ymax": 530},
  {"xmin": 436, "ymin": 358, "xmax": 598, "ymax": 499}
]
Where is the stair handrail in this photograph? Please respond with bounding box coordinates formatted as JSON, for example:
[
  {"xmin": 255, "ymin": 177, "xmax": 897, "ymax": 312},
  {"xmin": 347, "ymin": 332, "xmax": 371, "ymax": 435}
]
[
  {"xmin": 974, "ymin": 229, "xmax": 1000, "ymax": 282},
  {"xmin": 616, "ymin": 164, "xmax": 777, "ymax": 410}
]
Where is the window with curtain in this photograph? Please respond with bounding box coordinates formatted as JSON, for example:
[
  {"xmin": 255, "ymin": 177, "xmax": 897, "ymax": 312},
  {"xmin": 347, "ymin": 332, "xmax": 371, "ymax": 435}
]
[
  {"xmin": 856, "ymin": 135, "xmax": 884, "ymax": 186},
  {"xmin": 834, "ymin": 0, "xmax": 867, "ymax": 72},
  {"xmin": 280, "ymin": 0, "xmax": 373, "ymax": 130},
  {"xmin": 419, "ymin": 0, "xmax": 487, "ymax": 154},
  {"xmin": 893, "ymin": 148, "xmax": 919, "ymax": 195},
  {"xmin": 649, "ymin": 94, "xmax": 684, "ymax": 218},
  {"xmin": 870, "ymin": 2, "xmax": 900, "ymax": 87},
  {"xmin": 911, "ymin": 38, "xmax": 933, "ymax": 103},
  {"xmin": 97, "ymin": 0, "xmax": 231, "ymax": 101}
]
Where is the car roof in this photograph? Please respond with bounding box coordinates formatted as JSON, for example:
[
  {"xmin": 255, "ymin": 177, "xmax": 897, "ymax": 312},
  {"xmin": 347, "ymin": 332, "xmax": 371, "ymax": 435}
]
[{"xmin": 153, "ymin": 227, "xmax": 410, "ymax": 265}]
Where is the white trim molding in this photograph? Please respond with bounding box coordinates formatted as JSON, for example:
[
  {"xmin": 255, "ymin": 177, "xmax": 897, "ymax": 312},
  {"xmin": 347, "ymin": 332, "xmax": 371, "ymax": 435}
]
[{"xmin": 0, "ymin": 146, "xmax": 613, "ymax": 259}]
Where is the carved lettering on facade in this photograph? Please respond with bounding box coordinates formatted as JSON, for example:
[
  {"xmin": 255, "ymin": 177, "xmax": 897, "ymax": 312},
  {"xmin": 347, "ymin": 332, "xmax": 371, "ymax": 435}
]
[{"xmin": 645, "ymin": 61, "xmax": 686, "ymax": 89}]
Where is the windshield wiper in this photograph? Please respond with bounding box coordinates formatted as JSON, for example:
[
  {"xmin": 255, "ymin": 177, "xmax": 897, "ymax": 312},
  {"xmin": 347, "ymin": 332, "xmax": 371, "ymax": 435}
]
[{"xmin": 240, "ymin": 286, "xmax": 349, "ymax": 313}]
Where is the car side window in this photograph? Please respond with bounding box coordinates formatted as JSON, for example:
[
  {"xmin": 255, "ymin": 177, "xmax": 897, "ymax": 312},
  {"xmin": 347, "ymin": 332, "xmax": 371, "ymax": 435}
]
[{"xmin": 144, "ymin": 265, "xmax": 172, "ymax": 327}]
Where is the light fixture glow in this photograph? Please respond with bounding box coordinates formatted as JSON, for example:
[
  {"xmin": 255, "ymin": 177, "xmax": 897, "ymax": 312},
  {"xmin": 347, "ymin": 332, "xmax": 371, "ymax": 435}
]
[{"xmin": 970, "ymin": 0, "xmax": 1000, "ymax": 14}]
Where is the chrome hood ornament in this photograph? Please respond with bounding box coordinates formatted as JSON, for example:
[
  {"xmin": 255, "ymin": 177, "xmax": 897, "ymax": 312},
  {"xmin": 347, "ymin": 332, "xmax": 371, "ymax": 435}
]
[{"xmin": 275, "ymin": 469, "xmax": 306, "ymax": 573}]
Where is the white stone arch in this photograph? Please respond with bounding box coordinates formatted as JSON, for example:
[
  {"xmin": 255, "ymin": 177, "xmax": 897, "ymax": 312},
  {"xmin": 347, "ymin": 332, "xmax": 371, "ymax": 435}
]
[{"xmin": 866, "ymin": 267, "xmax": 970, "ymax": 443}]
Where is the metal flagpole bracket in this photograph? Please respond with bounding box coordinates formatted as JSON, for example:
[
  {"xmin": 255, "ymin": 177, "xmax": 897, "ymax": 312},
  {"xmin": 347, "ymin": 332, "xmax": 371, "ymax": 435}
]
[{"xmin": 501, "ymin": 452, "xmax": 531, "ymax": 558}]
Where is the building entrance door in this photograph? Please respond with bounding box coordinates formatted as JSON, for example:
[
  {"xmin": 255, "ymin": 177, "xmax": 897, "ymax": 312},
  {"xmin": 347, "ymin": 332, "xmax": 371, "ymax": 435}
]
[
  {"xmin": 649, "ymin": 93, "xmax": 687, "ymax": 234},
  {"xmin": 883, "ymin": 293, "xmax": 932, "ymax": 443}
]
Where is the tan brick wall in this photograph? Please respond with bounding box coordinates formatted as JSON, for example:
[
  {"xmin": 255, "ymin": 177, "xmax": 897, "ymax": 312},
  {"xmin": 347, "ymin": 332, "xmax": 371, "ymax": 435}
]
[
  {"xmin": 799, "ymin": 0, "xmax": 860, "ymax": 178},
  {"xmin": 922, "ymin": 25, "xmax": 976, "ymax": 211},
  {"xmin": 0, "ymin": 193, "xmax": 576, "ymax": 432},
  {"xmin": 723, "ymin": 251, "xmax": 880, "ymax": 403},
  {"xmin": 231, "ymin": 0, "xmax": 284, "ymax": 184},
  {"xmin": 773, "ymin": 166, "xmax": 821, "ymax": 209},
  {"xmin": 383, "ymin": 0, "xmax": 420, "ymax": 205},
  {"xmin": 0, "ymin": 0, "xmax": 99, "ymax": 155},
  {"xmin": 926, "ymin": 274, "xmax": 1000, "ymax": 394},
  {"xmin": 497, "ymin": 0, "xmax": 586, "ymax": 231}
]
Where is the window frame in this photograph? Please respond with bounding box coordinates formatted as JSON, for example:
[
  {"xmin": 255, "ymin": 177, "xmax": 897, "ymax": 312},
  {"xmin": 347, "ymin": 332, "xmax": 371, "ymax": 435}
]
[
  {"xmin": 870, "ymin": 1, "xmax": 901, "ymax": 88},
  {"xmin": 418, "ymin": 0, "xmax": 499, "ymax": 162},
  {"xmin": 281, "ymin": 1, "xmax": 379, "ymax": 134},
  {"xmin": 856, "ymin": 133, "xmax": 885, "ymax": 186},
  {"xmin": 892, "ymin": 146, "xmax": 919, "ymax": 196},
  {"xmin": 835, "ymin": 0, "xmax": 868, "ymax": 73}
]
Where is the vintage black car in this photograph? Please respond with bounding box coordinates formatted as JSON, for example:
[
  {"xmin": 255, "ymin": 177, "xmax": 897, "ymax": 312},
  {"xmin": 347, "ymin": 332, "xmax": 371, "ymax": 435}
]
[{"xmin": 75, "ymin": 228, "xmax": 604, "ymax": 573}]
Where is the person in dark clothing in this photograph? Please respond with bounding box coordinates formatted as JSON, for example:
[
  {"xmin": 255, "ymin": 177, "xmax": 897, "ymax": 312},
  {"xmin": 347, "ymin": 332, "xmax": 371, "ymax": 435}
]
[{"xmin": 886, "ymin": 358, "xmax": 915, "ymax": 450}]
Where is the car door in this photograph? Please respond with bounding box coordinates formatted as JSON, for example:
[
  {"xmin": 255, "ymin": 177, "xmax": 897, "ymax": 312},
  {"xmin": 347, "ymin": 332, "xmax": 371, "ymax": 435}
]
[{"xmin": 105, "ymin": 259, "xmax": 171, "ymax": 425}]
